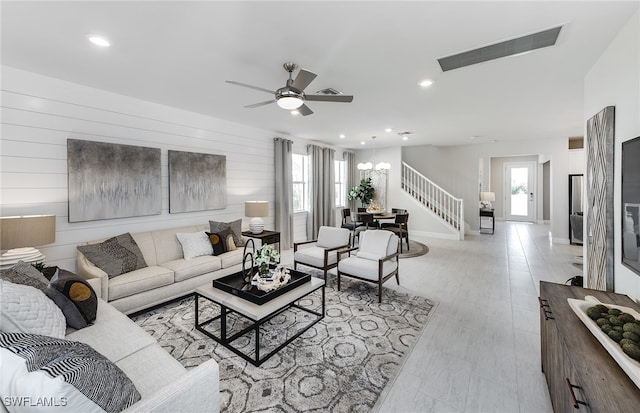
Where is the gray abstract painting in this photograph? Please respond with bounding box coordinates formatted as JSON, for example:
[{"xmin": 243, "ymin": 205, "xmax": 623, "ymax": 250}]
[
  {"xmin": 169, "ymin": 150, "xmax": 227, "ymax": 213},
  {"xmin": 67, "ymin": 139, "xmax": 162, "ymax": 222}
]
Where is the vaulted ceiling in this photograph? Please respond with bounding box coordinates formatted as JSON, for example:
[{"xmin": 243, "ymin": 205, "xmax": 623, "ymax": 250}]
[{"xmin": 1, "ymin": 1, "xmax": 637, "ymax": 148}]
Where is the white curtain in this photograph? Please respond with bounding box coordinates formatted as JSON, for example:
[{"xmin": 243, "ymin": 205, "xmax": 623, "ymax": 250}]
[
  {"xmin": 274, "ymin": 137, "xmax": 294, "ymax": 249},
  {"xmin": 308, "ymin": 144, "xmax": 336, "ymax": 237}
]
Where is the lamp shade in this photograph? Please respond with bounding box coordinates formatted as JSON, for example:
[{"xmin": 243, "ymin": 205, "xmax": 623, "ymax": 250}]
[
  {"xmin": 245, "ymin": 201, "xmax": 269, "ymax": 217},
  {"xmin": 0, "ymin": 215, "xmax": 56, "ymax": 250},
  {"xmin": 480, "ymin": 192, "xmax": 496, "ymax": 202}
]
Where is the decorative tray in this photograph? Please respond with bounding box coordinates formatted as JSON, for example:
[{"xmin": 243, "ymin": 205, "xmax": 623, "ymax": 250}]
[
  {"xmin": 213, "ymin": 268, "xmax": 310, "ymax": 305},
  {"xmin": 567, "ymin": 296, "xmax": 640, "ymax": 388}
]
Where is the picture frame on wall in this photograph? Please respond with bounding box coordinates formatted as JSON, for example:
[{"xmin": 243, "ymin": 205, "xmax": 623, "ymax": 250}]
[
  {"xmin": 67, "ymin": 139, "xmax": 162, "ymax": 222},
  {"xmin": 168, "ymin": 150, "xmax": 227, "ymax": 213}
]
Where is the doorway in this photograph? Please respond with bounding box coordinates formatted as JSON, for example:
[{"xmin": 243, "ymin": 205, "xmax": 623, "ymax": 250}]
[{"xmin": 505, "ymin": 162, "xmax": 536, "ymax": 222}]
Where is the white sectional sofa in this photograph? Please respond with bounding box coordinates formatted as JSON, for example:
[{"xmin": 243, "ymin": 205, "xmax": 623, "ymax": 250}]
[{"xmin": 77, "ymin": 224, "xmax": 245, "ymax": 315}]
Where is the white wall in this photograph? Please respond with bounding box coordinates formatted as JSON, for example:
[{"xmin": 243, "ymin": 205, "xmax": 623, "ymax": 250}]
[
  {"xmin": 401, "ymin": 138, "xmax": 571, "ymax": 242},
  {"xmin": 584, "ymin": 11, "xmax": 640, "ymax": 301},
  {"xmin": 0, "ymin": 66, "xmax": 279, "ymax": 271}
]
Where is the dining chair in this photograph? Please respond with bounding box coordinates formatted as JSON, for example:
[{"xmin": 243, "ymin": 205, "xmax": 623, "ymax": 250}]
[
  {"xmin": 341, "ymin": 208, "xmax": 356, "ymax": 232},
  {"xmin": 354, "ymin": 213, "xmax": 378, "ymax": 245},
  {"xmin": 381, "ymin": 213, "xmax": 410, "ymax": 253}
]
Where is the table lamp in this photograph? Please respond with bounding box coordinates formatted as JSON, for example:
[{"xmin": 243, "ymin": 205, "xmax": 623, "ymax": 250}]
[
  {"xmin": 245, "ymin": 201, "xmax": 268, "ymax": 234},
  {"xmin": 480, "ymin": 192, "xmax": 495, "ymax": 209},
  {"xmin": 0, "ymin": 215, "xmax": 56, "ymax": 269}
]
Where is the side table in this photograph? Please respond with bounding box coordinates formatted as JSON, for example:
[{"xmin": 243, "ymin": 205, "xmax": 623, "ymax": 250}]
[
  {"xmin": 242, "ymin": 230, "xmax": 281, "ymax": 253},
  {"xmin": 479, "ymin": 208, "xmax": 495, "ymax": 234}
]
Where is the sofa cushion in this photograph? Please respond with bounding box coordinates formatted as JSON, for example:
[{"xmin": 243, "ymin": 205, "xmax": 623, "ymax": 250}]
[
  {"xmin": 0, "ymin": 261, "xmax": 49, "ymax": 293},
  {"xmin": 0, "ymin": 332, "xmax": 141, "ymax": 412},
  {"xmin": 219, "ymin": 249, "xmax": 244, "ymax": 268},
  {"xmin": 162, "ymin": 256, "xmax": 222, "ymax": 283},
  {"xmin": 116, "ymin": 343, "xmax": 186, "ymax": 398},
  {"xmin": 0, "ymin": 280, "xmax": 66, "ymax": 339},
  {"xmin": 77, "ymin": 233, "xmax": 148, "ymax": 278},
  {"xmin": 108, "ymin": 266, "xmax": 174, "ymax": 301},
  {"xmin": 46, "ymin": 268, "xmax": 98, "ymax": 330},
  {"xmin": 66, "ymin": 299, "xmax": 156, "ymax": 362},
  {"xmin": 176, "ymin": 231, "xmax": 213, "ymax": 260},
  {"xmin": 151, "ymin": 226, "xmax": 200, "ymax": 264},
  {"xmin": 206, "ymin": 230, "xmax": 233, "ymax": 256},
  {"xmin": 295, "ymin": 246, "xmax": 338, "ymax": 268}
]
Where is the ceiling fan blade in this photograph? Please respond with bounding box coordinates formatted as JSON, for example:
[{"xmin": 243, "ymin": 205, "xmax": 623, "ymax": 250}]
[
  {"xmin": 291, "ymin": 69, "xmax": 317, "ymax": 91},
  {"xmin": 298, "ymin": 104, "xmax": 314, "ymax": 116},
  {"xmin": 226, "ymin": 80, "xmax": 275, "ymax": 95},
  {"xmin": 305, "ymin": 94, "xmax": 354, "ymax": 103},
  {"xmin": 244, "ymin": 100, "xmax": 276, "ymax": 108}
]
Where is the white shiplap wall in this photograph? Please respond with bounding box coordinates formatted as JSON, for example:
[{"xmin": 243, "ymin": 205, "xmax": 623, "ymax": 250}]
[{"xmin": 0, "ymin": 66, "xmax": 277, "ymax": 271}]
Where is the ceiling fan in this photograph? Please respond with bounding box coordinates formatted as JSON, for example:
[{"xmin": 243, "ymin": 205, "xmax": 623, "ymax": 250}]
[{"xmin": 226, "ymin": 62, "xmax": 353, "ymax": 116}]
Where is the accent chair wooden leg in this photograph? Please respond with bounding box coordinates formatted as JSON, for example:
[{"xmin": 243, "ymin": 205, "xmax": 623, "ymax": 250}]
[{"xmin": 337, "ymin": 271, "xmax": 341, "ymax": 291}]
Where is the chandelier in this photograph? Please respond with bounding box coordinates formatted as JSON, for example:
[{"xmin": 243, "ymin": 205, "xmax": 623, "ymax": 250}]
[{"xmin": 357, "ymin": 136, "xmax": 390, "ymax": 170}]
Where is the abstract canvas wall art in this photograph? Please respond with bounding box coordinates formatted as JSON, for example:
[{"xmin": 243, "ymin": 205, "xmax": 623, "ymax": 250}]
[
  {"xmin": 168, "ymin": 150, "xmax": 227, "ymax": 213},
  {"xmin": 68, "ymin": 139, "xmax": 161, "ymax": 222}
]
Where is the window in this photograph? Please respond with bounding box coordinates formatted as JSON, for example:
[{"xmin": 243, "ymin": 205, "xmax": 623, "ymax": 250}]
[
  {"xmin": 292, "ymin": 154, "xmax": 309, "ymax": 212},
  {"xmin": 335, "ymin": 160, "xmax": 346, "ymax": 207}
]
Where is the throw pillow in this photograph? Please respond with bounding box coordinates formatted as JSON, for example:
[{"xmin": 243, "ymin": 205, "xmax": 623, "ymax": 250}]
[
  {"xmin": 206, "ymin": 232, "xmax": 227, "ymax": 256},
  {"xmin": 0, "ymin": 260, "xmax": 49, "ymax": 293},
  {"xmin": 210, "ymin": 219, "xmax": 245, "ymax": 246},
  {"xmin": 0, "ymin": 332, "xmax": 141, "ymax": 412},
  {"xmin": 0, "ymin": 280, "xmax": 66, "ymax": 339},
  {"xmin": 77, "ymin": 233, "xmax": 148, "ymax": 278},
  {"xmin": 176, "ymin": 231, "xmax": 214, "ymax": 260},
  {"xmin": 47, "ymin": 268, "xmax": 98, "ymax": 330}
]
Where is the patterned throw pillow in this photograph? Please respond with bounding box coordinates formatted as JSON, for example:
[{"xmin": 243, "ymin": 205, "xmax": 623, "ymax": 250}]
[
  {"xmin": 0, "ymin": 261, "xmax": 49, "ymax": 293},
  {"xmin": 176, "ymin": 231, "xmax": 214, "ymax": 260},
  {"xmin": 210, "ymin": 219, "xmax": 245, "ymax": 246},
  {"xmin": 77, "ymin": 233, "xmax": 148, "ymax": 278},
  {"xmin": 206, "ymin": 229, "xmax": 236, "ymax": 256},
  {"xmin": 46, "ymin": 268, "xmax": 98, "ymax": 330}
]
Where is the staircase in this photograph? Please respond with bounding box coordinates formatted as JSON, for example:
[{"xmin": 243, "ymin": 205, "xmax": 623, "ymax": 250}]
[{"xmin": 401, "ymin": 162, "xmax": 465, "ymax": 240}]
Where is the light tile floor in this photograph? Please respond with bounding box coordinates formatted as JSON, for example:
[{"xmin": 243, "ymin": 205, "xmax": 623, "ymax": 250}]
[
  {"xmin": 376, "ymin": 221, "xmax": 581, "ymax": 413},
  {"xmin": 285, "ymin": 221, "xmax": 582, "ymax": 413}
]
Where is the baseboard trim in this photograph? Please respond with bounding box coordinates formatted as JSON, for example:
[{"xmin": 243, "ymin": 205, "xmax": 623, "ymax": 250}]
[{"xmin": 411, "ymin": 230, "xmax": 461, "ymax": 241}]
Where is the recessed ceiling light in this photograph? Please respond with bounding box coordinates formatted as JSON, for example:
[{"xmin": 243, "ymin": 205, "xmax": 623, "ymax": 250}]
[
  {"xmin": 385, "ymin": 128, "xmax": 392, "ymax": 133},
  {"xmin": 360, "ymin": 141, "xmax": 366, "ymax": 145},
  {"xmin": 402, "ymin": 136, "xmax": 409, "ymax": 141},
  {"xmin": 339, "ymin": 134, "xmax": 345, "ymax": 139},
  {"xmin": 86, "ymin": 34, "xmax": 110, "ymax": 47},
  {"xmin": 290, "ymin": 110, "xmax": 300, "ymax": 115},
  {"xmin": 418, "ymin": 79, "xmax": 434, "ymax": 88}
]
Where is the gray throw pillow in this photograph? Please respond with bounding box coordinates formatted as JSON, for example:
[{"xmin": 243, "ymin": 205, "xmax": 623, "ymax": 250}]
[
  {"xmin": 0, "ymin": 261, "xmax": 49, "ymax": 293},
  {"xmin": 210, "ymin": 219, "xmax": 245, "ymax": 246},
  {"xmin": 77, "ymin": 233, "xmax": 147, "ymax": 278}
]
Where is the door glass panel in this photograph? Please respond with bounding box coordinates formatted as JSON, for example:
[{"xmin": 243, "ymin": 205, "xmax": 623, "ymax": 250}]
[{"xmin": 510, "ymin": 167, "xmax": 529, "ymax": 216}]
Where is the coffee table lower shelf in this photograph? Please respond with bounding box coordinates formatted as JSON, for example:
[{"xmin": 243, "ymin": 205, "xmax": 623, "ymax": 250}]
[{"xmin": 194, "ymin": 278, "xmax": 325, "ymax": 366}]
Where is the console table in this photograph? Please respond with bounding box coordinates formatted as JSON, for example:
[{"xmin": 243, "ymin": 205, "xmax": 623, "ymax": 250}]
[
  {"xmin": 242, "ymin": 230, "xmax": 281, "ymax": 253},
  {"xmin": 479, "ymin": 208, "xmax": 495, "ymax": 234},
  {"xmin": 539, "ymin": 282, "xmax": 640, "ymax": 412}
]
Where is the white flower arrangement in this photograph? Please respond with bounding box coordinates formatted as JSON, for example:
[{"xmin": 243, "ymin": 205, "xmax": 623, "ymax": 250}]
[
  {"xmin": 253, "ymin": 244, "xmax": 280, "ymax": 267},
  {"xmin": 252, "ymin": 264, "xmax": 291, "ymax": 292}
]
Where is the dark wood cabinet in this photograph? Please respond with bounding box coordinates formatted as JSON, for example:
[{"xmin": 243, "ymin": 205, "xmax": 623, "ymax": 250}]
[{"xmin": 539, "ymin": 282, "xmax": 640, "ymax": 412}]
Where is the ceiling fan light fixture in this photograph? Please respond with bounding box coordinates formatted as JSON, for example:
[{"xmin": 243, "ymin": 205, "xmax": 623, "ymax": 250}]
[{"xmin": 277, "ymin": 96, "xmax": 303, "ymax": 110}]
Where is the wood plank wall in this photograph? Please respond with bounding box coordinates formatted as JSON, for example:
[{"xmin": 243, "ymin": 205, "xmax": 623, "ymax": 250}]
[{"xmin": 0, "ymin": 67, "xmax": 276, "ymax": 271}]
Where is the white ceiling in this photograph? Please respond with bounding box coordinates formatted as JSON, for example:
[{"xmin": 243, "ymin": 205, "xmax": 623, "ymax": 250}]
[{"xmin": 1, "ymin": 1, "xmax": 638, "ymax": 149}]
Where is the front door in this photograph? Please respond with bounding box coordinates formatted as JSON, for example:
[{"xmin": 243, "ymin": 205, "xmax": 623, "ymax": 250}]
[{"xmin": 505, "ymin": 162, "xmax": 536, "ymax": 222}]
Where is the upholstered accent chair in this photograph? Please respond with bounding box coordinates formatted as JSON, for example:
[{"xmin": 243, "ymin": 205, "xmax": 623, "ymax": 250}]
[
  {"xmin": 293, "ymin": 226, "xmax": 352, "ymax": 282},
  {"xmin": 381, "ymin": 213, "xmax": 410, "ymax": 252},
  {"xmin": 337, "ymin": 230, "xmax": 400, "ymax": 303}
]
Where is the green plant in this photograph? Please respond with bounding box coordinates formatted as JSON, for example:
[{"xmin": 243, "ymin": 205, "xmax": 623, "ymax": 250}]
[
  {"xmin": 253, "ymin": 244, "xmax": 280, "ymax": 276},
  {"xmin": 347, "ymin": 177, "xmax": 375, "ymax": 206}
]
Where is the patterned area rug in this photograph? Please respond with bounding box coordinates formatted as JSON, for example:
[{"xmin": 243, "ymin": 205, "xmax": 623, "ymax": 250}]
[{"xmin": 131, "ymin": 275, "xmax": 434, "ymax": 412}]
